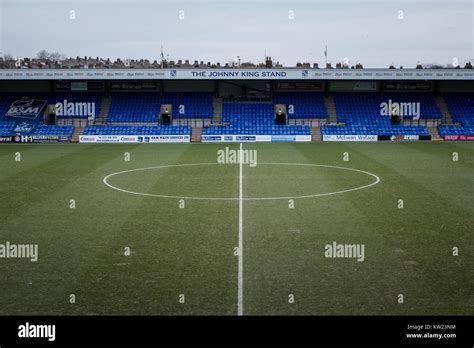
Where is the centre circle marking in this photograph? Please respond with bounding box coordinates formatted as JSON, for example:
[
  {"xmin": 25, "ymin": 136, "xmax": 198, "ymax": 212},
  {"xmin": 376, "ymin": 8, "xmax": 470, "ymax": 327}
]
[{"xmin": 103, "ymin": 162, "xmax": 381, "ymax": 201}]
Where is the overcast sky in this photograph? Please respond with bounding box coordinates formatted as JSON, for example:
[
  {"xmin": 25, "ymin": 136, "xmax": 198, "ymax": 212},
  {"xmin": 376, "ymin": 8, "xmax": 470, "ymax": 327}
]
[{"xmin": 0, "ymin": 0, "xmax": 472, "ymax": 68}]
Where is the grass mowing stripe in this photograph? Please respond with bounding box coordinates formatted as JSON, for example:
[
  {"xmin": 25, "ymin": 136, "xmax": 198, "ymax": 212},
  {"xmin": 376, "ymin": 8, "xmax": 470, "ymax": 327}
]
[
  {"xmin": 0, "ymin": 144, "xmax": 88, "ymax": 182},
  {"xmin": 69, "ymin": 144, "xmax": 236, "ymax": 314},
  {"xmin": 0, "ymin": 145, "xmax": 132, "ymax": 225},
  {"xmin": 243, "ymin": 145, "xmax": 385, "ymax": 314},
  {"xmin": 349, "ymin": 143, "xmax": 472, "ymax": 217},
  {"xmin": 238, "ymin": 142, "xmax": 244, "ymax": 316}
]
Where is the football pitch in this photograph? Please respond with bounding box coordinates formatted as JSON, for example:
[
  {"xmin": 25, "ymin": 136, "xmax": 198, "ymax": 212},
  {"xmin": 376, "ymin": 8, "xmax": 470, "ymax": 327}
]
[{"xmin": 0, "ymin": 142, "xmax": 472, "ymax": 315}]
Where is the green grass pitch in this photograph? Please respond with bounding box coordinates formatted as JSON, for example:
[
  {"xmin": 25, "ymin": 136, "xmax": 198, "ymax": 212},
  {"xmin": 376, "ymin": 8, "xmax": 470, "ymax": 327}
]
[{"xmin": 0, "ymin": 142, "xmax": 472, "ymax": 315}]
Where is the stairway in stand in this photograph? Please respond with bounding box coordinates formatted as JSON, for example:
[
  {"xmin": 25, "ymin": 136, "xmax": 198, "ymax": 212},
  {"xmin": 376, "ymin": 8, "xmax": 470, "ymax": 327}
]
[
  {"xmin": 311, "ymin": 126, "xmax": 322, "ymax": 142},
  {"xmin": 212, "ymin": 97, "xmax": 223, "ymax": 124},
  {"xmin": 96, "ymin": 95, "xmax": 112, "ymax": 124},
  {"xmin": 435, "ymin": 96, "xmax": 454, "ymax": 124},
  {"xmin": 324, "ymin": 95, "xmax": 338, "ymax": 124},
  {"xmin": 427, "ymin": 126, "xmax": 442, "ymax": 141},
  {"xmin": 191, "ymin": 127, "xmax": 202, "ymax": 142},
  {"xmin": 70, "ymin": 127, "xmax": 84, "ymax": 143}
]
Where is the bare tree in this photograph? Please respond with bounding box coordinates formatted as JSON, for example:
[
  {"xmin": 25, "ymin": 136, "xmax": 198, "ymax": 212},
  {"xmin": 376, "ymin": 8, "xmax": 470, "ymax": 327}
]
[
  {"xmin": 37, "ymin": 50, "xmax": 50, "ymax": 60},
  {"xmin": 49, "ymin": 52, "xmax": 65, "ymax": 61}
]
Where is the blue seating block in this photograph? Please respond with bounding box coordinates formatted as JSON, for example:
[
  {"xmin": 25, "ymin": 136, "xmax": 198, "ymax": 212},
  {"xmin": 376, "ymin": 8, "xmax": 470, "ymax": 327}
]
[{"xmin": 83, "ymin": 125, "xmax": 192, "ymax": 136}]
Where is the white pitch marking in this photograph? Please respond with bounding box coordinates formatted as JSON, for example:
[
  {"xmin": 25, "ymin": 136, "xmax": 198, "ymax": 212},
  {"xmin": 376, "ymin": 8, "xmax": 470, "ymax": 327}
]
[
  {"xmin": 238, "ymin": 143, "xmax": 244, "ymax": 316},
  {"xmin": 102, "ymin": 163, "xmax": 381, "ymax": 201}
]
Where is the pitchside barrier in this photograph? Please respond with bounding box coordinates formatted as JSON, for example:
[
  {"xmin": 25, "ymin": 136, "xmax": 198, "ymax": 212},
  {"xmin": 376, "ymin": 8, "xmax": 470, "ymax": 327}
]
[
  {"xmin": 0, "ymin": 135, "xmax": 70, "ymax": 143},
  {"xmin": 79, "ymin": 135, "xmax": 191, "ymax": 143},
  {"xmin": 443, "ymin": 135, "xmax": 474, "ymax": 141},
  {"xmin": 378, "ymin": 135, "xmax": 432, "ymax": 141},
  {"xmin": 201, "ymin": 135, "xmax": 312, "ymax": 142},
  {"xmin": 323, "ymin": 135, "xmax": 378, "ymax": 142},
  {"xmin": 322, "ymin": 135, "xmax": 432, "ymax": 142}
]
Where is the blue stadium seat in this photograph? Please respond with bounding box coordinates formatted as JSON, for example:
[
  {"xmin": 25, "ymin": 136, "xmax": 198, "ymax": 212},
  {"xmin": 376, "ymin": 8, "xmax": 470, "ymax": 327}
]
[
  {"xmin": 32, "ymin": 125, "xmax": 74, "ymax": 137},
  {"xmin": 273, "ymin": 93, "xmax": 328, "ymax": 119},
  {"xmin": 438, "ymin": 94, "xmax": 474, "ymax": 136},
  {"xmin": 321, "ymin": 93, "xmax": 437, "ymax": 136},
  {"xmin": 202, "ymin": 102, "xmax": 311, "ymax": 135},
  {"xmin": 107, "ymin": 93, "xmax": 213, "ymax": 122},
  {"xmin": 83, "ymin": 125, "xmax": 192, "ymax": 136},
  {"xmin": 47, "ymin": 93, "xmax": 102, "ymax": 119},
  {"xmin": 0, "ymin": 121, "xmax": 15, "ymax": 136}
]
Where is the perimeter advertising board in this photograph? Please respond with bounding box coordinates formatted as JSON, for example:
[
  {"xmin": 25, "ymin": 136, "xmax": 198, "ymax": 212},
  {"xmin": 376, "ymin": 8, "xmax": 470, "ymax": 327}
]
[{"xmin": 79, "ymin": 135, "xmax": 190, "ymax": 143}]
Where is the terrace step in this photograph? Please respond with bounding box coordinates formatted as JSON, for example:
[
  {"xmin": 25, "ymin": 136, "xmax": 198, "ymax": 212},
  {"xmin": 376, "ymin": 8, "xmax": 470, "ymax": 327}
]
[
  {"xmin": 70, "ymin": 127, "xmax": 84, "ymax": 143},
  {"xmin": 96, "ymin": 95, "xmax": 112, "ymax": 125},
  {"xmin": 435, "ymin": 96, "xmax": 453, "ymax": 124},
  {"xmin": 311, "ymin": 126, "xmax": 322, "ymax": 142},
  {"xmin": 427, "ymin": 126, "xmax": 442, "ymax": 141},
  {"xmin": 324, "ymin": 95, "xmax": 338, "ymax": 124},
  {"xmin": 212, "ymin": 97, "xmax": 223, "ymax": 124},
  {"xmin": 191, "ymin": 127, "xmax": 202, "ymax": 142}
]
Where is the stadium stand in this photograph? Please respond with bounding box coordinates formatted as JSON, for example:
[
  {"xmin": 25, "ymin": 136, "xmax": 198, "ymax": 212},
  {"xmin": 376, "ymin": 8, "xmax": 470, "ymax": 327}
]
[
  {"xmin": 108, "ymin": 94, "xmax": 162, "ymax": 123},
  {"xmin": 83, "ymin": 125, "xmax": 192, "ymax": 135},
  {"xmin": 273, "ymin": 93, "xmax": 328, "ymax": 119},
  {"xmin": 0, "ymin": 95, "xmax": 48, "ymax": 135},
  {"xmin": 47, "ymin": 94, "xmax": 102, "ymax": 119},
  {"xmin": 222, "ymin": 103, "xmax": 274, "ymax": 124},
  {"xmin": 321, "ymin": 123, "xmax": 430, "ymax": 136},
  {"xmin": 0, "ymin": 97, "xmax": 11, "ymax": 117},
  {"xmin": 165, "ymin": 92, "xmax": 213, "ymax": 119},
  {"xmin": 1, "ymin": 91, "xmax": 472, "ymax": 140},
  {"xmin": 438, "ymin": 93, "xmax": 474, "ymax": 136},
  {"xmin": 107, "ymin": 93, "xmax": 213, "ymax": 122},
  {"xmin": 334, "ymin": 93, "xmax": 441, "ymax": 121},
  {"xmin": 0, "ymin": 94, "xmax": 47, "ymax": 117},
  {"xmin": 202, "ymin": 125, "xmax": 310, "ymax": 135},
  {"xmin": 32, "ymin": 125, "xmax": 74, "ymax": 137},
  {"xmin": 202, "ymin": 102, "xmax": 311, "ymax": 135},
  {"xmin": 0, "ymin": 121, "xmax": 15, "ymax": 135},
  {"xmin": 321, "ymin": 93, "xmax": 439, "ymax": 136}
]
